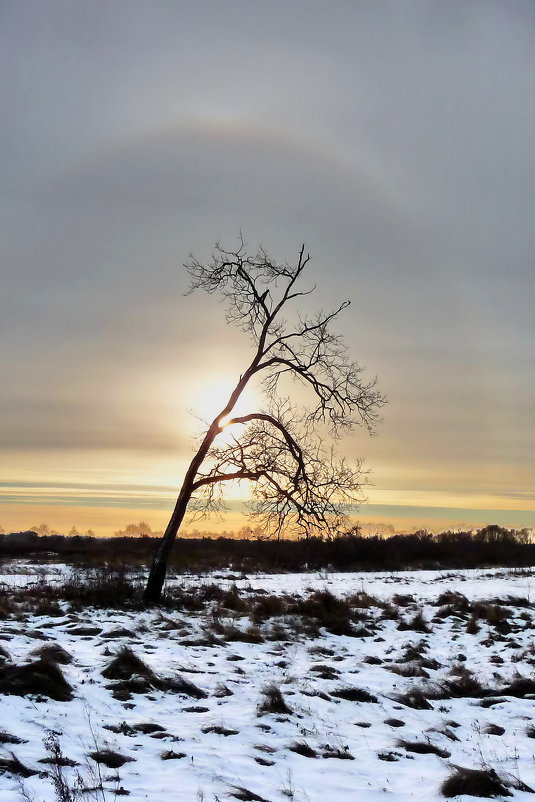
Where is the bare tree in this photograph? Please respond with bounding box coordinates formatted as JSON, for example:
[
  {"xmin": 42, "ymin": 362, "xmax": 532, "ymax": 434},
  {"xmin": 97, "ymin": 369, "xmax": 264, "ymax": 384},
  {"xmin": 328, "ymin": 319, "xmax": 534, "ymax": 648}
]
[{"xmin": 144, "ymin": 239, "xmax": 385, "ymax": 603}]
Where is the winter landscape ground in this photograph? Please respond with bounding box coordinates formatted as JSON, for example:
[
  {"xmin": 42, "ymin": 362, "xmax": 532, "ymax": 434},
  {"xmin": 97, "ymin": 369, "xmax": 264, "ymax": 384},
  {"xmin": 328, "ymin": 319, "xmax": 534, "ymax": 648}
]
[{"xmin": 1, "ymin": 563, "xmax": 535, "ymax": 801}]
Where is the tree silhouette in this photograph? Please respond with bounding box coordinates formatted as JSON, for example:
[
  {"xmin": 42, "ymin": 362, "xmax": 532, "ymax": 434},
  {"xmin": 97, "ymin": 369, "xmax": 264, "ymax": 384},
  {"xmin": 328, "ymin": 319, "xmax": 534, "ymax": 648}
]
[{"xmin": 144, "ymin": 239, "xmax": 385, "ymax": 602}]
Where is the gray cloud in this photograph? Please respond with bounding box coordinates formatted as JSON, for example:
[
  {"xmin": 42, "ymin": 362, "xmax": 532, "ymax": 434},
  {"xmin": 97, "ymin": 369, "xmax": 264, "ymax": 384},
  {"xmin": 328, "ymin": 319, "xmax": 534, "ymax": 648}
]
[{"xmin": 1, "ymin": 1, "xmax": 534, "ymax": 511}]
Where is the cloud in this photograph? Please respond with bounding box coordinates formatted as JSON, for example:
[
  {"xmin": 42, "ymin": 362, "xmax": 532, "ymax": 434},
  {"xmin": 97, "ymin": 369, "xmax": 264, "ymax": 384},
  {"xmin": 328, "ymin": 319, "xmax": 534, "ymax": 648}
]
[{"xmin": 1, "ymin": 1, "xmax": 534, "ymax": 521}]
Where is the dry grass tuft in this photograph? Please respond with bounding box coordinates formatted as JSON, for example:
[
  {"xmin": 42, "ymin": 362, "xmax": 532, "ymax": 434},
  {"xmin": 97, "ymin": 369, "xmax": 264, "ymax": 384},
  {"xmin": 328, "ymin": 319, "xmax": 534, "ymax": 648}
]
[
  {"xmin": 31, "ymin": 643, "xmax": 73, "ymax": 664},
  {"xmin": 331, "ymin": 687, "xmax": 378, "ymax": 703},
  {"xmin": 397, "ymin": 739, "xmax": 450, "ymax": 758},
  {"xmin": 440, "ymin": 765, "xmax": 533, "ymax": 798},
  {"xmin": 102, "ymin": 645, "xmax": 206, "ymax": 700},
  {"xmin": 88, "ymin": 749, "xmax": 135, "ymax": 769},
  {"xmin": 258, "ymin": 684, "xmax": 292, "ymax": 715},
  {"xmin": 0, "ymin": 753, "xmax": 38, "ymax": 777},
  {"xmin": 0, "ymin": 657, "xmax": 73, "ymax": 701},
  {"xmin": 289, "ymin": 740, "xmax": 318, "ymax": 757}
]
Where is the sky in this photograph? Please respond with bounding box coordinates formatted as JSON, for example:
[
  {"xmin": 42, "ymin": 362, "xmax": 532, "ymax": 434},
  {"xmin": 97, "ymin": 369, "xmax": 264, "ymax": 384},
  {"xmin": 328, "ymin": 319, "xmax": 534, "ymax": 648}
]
[{"xmin": 1, "ymin": 1, "xmax": 534, "ymax": 536}]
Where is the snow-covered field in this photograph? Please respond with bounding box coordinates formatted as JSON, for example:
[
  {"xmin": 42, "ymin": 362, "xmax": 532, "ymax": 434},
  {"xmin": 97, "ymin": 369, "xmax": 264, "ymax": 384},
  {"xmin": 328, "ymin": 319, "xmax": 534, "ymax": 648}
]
[{"xmin": 1, "ymin": 565, "xmax": 535, "ymax": 801}]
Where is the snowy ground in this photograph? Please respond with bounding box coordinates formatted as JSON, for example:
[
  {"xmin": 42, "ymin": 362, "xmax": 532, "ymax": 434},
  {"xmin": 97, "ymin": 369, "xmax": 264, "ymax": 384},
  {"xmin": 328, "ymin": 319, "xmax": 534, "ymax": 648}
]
[{"xmin": 1, "ymin": 565, "xmax": 535, "ymax": 801}]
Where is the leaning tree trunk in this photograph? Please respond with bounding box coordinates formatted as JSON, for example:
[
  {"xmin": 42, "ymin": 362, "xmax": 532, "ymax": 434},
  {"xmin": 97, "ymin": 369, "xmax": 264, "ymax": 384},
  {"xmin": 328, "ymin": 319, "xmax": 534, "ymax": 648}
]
[
  {"xmin": 144, "ymin": 425, "xmax": 218, "ymax": 604},
  {"xmin": 143, "ymin": 487, "xmax": 191, "ymax": 603}
]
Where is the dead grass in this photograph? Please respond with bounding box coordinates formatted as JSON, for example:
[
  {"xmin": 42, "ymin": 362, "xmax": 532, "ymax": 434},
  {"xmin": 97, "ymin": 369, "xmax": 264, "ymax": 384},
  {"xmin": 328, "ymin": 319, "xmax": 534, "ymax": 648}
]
[
  {"xmin": 229, "ymin": 785, "xmax": 270, "ymax": 802},
  {"xmin": 434, "ymin": 590, "xmax": 470, "ymax": 611},
  {"xmin": 102, "ymin": 646, "xmax": 206, "ymax": 700},
  {"xmin": 397, "ymin": 611, "xmax": 432, "ymax": 633},
  {"xmin": 394, "ymin": 687, "xmax": 435, "ymax": 710},
  {"xmin": 0, "ymin": 731, "xmax": 26, "ymax": 745},
  {"xmin": 289, "ymin": 590, "xmax": 354, "ymax": 636},
  {"xmin": 252, "ymin": 594, "xmax": 287, "ymax": 621},
  {"xmin": 289, "ymin": 740, "xmax": 317, "ymax": 757},
  {"xmin": 30, "ymin": 643, "xmax": 73, "ymax": 664},
  {"xmin": 442, "ymin": 666, "xmax": 492, "ymax": 699},
  {"xmin": 397, "ymin": 739, "xmax": 450, "ymax": 758},
  {"xmin": 0, "ymin": 753, "xmax": 37, "ymax": 777},
  {"xmin": 160, "ymin": 749, "xmax": 186, "ymax": 760},
  {"xmin": 102, "ymin": 646, "xmax": 154, "ymax": 687},
  {"xmin": 387, "ymin": 662, "xmax": 430, "ymax": 679},
  {"xmin": 258, "ymin": 684, "xmax": 292, "ymax": 715},
  {"xmin": 321, "ymin": 745, "xmax": 354, "ymax": 760},
  {"xmin": 201, "ymin": 725, "xmax": 239, "ymax": 736},
  {"xmin": 331, "ymin": 687, "xmax": 378, "ymax": 703},
  {"xmin": 0, "ymin": 645, "xmax": 11, "ymax": 663},
  {"xmin": 309, "ymin": 663, "xmax": 340, "ymax": 680},
  {"xmin": 0, "ymin": 657, "xmax": 73, "ymax": 701},
  {"xmin": 441, "ymin": 765, "xmax": 533, "ymax": 798},
  {"xmin": 484, "ymin": 723, "xmax": 505, "ymax": 736},
  {"xmin": 88, "ymin": 749, "xmax": 135, "ymax": 769},
  {"xmin": 498, "ymin": 676, "xmax": 535, "ymax": 697}
]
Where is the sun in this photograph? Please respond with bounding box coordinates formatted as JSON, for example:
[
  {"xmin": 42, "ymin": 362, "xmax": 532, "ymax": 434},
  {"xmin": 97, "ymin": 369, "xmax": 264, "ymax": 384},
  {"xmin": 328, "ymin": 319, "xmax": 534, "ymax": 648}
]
[{"xmin": 191, "ymin": 374, "xmax": 260, "ymax": 434}]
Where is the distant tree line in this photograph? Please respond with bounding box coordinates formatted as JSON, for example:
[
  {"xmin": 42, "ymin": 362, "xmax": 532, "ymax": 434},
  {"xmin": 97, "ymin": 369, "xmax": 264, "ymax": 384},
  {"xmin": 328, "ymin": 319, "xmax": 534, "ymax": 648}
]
[{"xmin": 0, "ymin": 524, "xmax": 533, "ymax": 572}]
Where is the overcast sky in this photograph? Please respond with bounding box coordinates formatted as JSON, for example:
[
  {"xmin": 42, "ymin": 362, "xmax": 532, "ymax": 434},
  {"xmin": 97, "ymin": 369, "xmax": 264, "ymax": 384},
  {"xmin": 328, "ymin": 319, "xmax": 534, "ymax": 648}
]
[{"xmin": 1, "ymin": 1, "xmax": 534, "ymax": 534}]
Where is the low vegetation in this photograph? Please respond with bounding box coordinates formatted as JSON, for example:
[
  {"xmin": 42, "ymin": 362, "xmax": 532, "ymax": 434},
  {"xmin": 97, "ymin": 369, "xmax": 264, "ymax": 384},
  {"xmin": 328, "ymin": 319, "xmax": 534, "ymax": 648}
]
[{"xmin": 2, "ymin": 561, "xmax": 535, "ymax": 800}]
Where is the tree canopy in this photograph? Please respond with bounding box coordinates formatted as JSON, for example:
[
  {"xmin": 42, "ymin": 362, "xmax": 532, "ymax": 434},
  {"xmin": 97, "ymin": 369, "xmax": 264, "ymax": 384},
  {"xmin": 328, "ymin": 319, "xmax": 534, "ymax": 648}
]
[{"xmin": 144, "ymin": 239, "xmax": 385, "ymax": 602}]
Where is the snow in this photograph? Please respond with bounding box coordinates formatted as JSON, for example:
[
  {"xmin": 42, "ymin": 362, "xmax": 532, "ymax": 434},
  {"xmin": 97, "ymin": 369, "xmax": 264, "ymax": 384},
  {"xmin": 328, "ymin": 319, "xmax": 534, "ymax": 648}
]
[{"xmin": 1, "ymin": 565, "xmax": 535, "ymax": 801}]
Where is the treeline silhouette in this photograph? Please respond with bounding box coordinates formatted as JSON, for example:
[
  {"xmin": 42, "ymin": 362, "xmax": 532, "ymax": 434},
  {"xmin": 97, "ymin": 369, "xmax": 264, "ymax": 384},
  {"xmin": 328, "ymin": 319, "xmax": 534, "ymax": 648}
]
[{"xmin": 0, "ymin": 525, "xmax": 533, "ymax": 572}]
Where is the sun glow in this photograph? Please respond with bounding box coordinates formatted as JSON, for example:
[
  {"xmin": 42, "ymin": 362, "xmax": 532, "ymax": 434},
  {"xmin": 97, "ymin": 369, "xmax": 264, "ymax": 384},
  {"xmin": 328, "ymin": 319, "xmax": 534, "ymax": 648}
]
[{"xmin": 191, "ymin": 374, "xmax": 260, "ymax": 439}]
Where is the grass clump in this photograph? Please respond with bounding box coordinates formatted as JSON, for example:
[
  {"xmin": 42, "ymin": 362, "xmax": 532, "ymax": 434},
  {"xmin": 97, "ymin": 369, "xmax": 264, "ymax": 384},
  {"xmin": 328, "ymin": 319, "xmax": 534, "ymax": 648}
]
[
  {"xmin": 201, "ymin": 725, "xmax": 239, "ymax": 736},
  {"xmin": 102, "ymin": 646, "xmax": 206, "ymax": 700},
  {"xmin": 258, "ymin": 684, "xmax": 292, "ymax": 715},
  {"xmin": 387, "ymin": 662, "xmax": 430, "ymax": 679},
  {"xmin": 252, "ymin": 594, "xmax": 287, "ymax": 621},
  {"xmin": 441, "ymin": 765, "xmax": 533, "ymax": 798},
  {"xmin": 499, "ymin": 676, "xmax": 535, "ymax": 697},
  {"xmin": 289, "ymin": 740, "xmax": 317, "ymax": 757},
  {"xmin": 290, "ymin": 590, "xmax": 354, "ymax": 636},
  {"xmin": 321, "ymin": 745, "xmax": 354, "ymax": 760},
  {"xmin": 0, "ymin": 645, "xmax": 11, "ymax": 663},
  {"xmin": 397, "ymin": 611, "xmax": 431, "ymax": 633},
  {"xmin": 0, "ymin": 731, "xmax": 26, "ymax": 745},
  {"xmin": 397, "ymin": 739, "xmax": 450, "ymax": 758},
  {"xmin": 0, "ymin": 657, "xmax": 73, "ymax": 701},
  {"xmin": 0, "ymin": 754, "xmax": 38, "ymax": 777},
  {"xmin": 229, "ymin": 786, "xmax": 270, "ymax": 802},
  {"xmin": 309, "ymin": 663, "xmax": 340, "ymax": 680},
  {"xmin": 331, "ymin": 687, "xmax": 378, "ymax": 703},
  {"xmin": 31, "ymin": 643, "xmax": 73, "ymax": 664},
  {"xmin": 88, "ymin": 749, "xmax": 135, "ymax": 769},
  {"xmin": 442, "ymin": 666, "xmax": 492, "ymax": 699},
  {"xmin": 394, "ymin": 687, "xmax": 435, "ymax": 710}
]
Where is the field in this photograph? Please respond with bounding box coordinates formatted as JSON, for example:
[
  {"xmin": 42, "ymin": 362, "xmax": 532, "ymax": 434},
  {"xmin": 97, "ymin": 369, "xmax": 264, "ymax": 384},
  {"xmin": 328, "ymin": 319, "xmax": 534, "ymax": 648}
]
[{"xmin": 1, "ymin": 563, "xmax": 535, "ymax": 801}]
